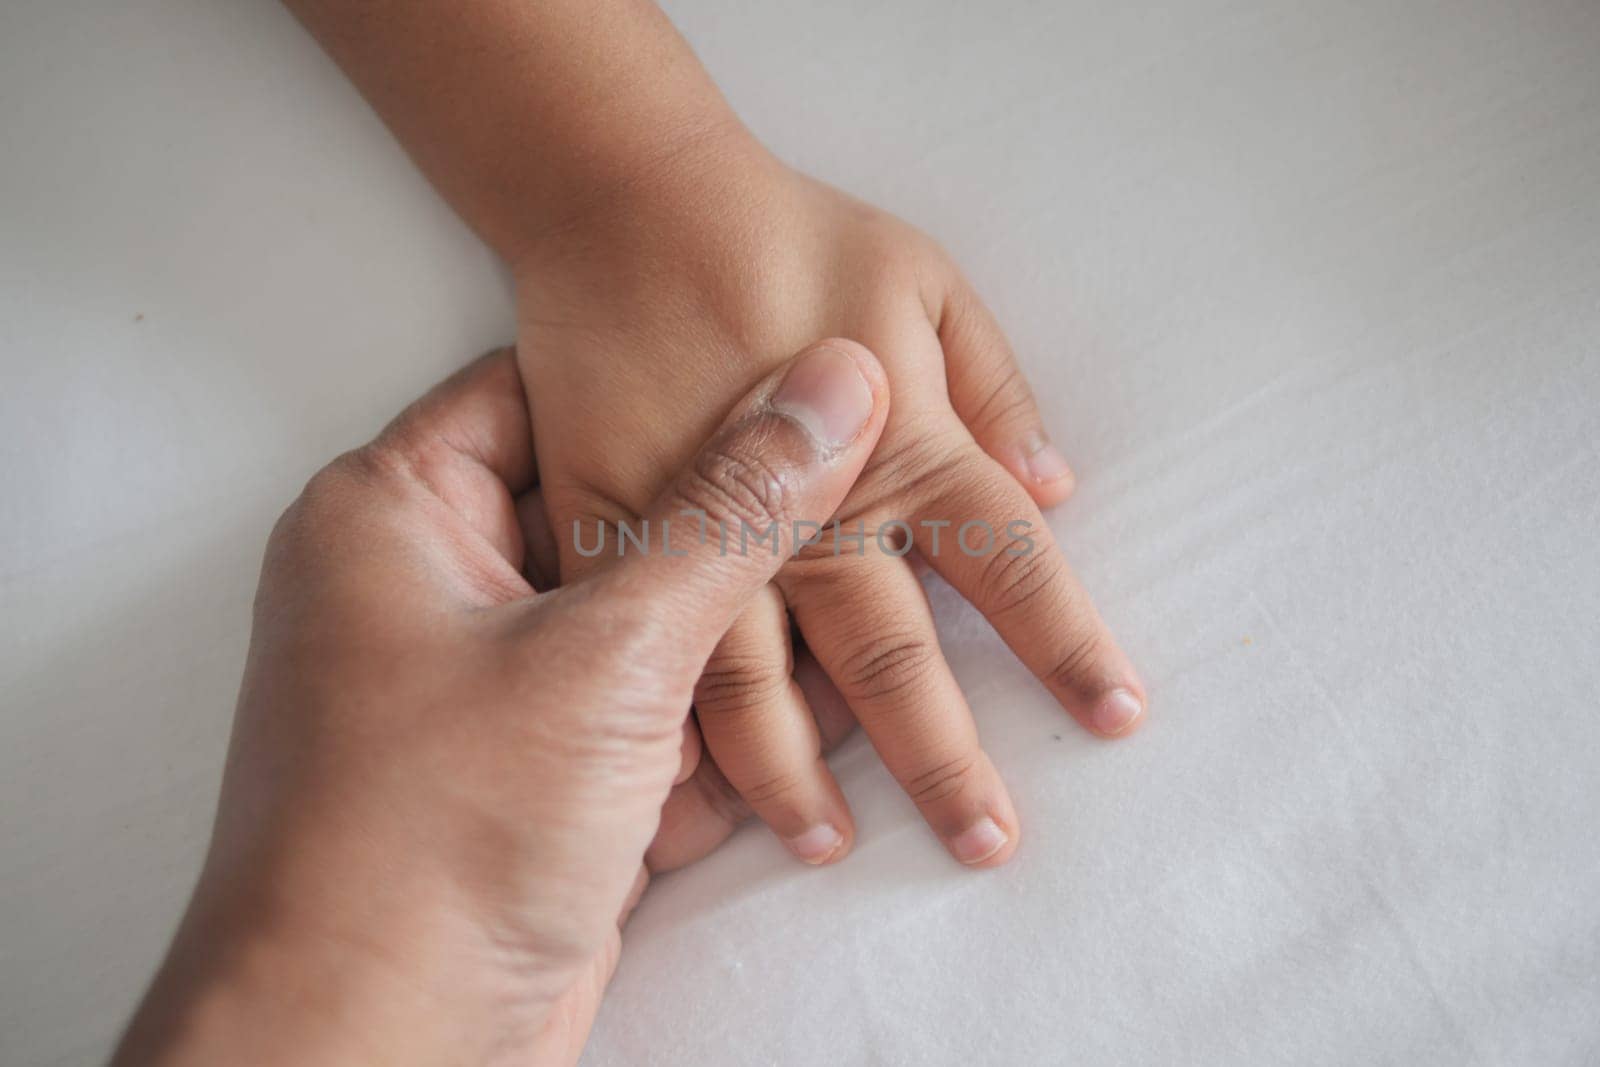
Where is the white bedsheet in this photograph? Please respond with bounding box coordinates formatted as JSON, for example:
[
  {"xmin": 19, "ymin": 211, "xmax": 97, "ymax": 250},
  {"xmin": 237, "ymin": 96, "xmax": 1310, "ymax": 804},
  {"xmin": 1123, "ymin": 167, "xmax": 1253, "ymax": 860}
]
[{"xmin": 2, "ymin": 2, "xmax": 1597, "ymax": 1064}]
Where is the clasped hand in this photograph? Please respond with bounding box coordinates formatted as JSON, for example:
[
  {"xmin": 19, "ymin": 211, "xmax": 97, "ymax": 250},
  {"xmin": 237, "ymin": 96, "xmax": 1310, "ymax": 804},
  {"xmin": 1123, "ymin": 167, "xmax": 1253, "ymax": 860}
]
[{"xmin": 115, "ymin": 341, "xmax": 886, "ymax": 1064}]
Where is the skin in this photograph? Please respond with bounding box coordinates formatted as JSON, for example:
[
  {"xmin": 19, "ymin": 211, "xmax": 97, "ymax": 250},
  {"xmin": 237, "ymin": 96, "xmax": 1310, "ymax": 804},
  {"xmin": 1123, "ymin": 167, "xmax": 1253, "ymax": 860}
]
[
  {"xmin": 115, "ymin": 342, "xmax": 891, "ymax": 1065},
  {"xmin": 285, "ymin": 0, "xmax": 1146, "ymax": 867}
]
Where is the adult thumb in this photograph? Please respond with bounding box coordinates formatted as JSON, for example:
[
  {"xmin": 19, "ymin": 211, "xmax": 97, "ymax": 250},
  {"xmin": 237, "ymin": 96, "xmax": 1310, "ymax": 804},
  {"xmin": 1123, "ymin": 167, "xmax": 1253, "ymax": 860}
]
[{"xmin": 592, "ymin": 338, "xmax": 888, "ymax": 663}]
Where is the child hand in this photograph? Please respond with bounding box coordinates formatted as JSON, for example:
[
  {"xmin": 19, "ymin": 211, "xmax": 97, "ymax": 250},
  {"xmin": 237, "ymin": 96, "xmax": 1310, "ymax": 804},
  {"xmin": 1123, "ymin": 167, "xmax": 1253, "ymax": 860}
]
[{"xmin": 516, "ymin": 137, "xmax": 1146, "ymax": 868}]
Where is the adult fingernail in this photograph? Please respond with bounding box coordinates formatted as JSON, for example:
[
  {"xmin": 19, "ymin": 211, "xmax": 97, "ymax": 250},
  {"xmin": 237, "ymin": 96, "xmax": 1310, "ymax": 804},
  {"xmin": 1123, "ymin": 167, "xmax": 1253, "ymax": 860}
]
[
  {"xmin": 771, "ymin": 346, "xmax": 874, "ymax": 449},
  {"xmin": 949, "ymin": 816, "xmax": 1008, "ymax": 865},
  {"xmin": 1023, "ymin": 431, "xmax": 1073, "ymax": 485},
  {"xmin": 785, "ymin": 823, "xmax": 845, "ymax": 864},
  {"xmin": 1092, "ymin": 688, "xmax": 1144, "ymax": 736}
]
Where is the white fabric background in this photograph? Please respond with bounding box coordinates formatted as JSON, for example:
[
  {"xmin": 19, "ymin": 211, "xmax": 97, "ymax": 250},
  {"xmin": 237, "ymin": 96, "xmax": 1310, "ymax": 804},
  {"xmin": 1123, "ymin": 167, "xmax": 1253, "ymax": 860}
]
[{"xmin": 2, "ymin": 1, "xmax": 1597, "ymax": 1064}]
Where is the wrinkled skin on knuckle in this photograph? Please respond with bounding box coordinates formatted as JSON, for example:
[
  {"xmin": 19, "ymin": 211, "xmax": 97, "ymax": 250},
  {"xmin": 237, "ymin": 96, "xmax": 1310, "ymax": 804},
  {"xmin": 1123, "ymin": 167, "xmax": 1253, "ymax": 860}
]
[
  {"xmin": 695, "ymin": 652, "xmax": 788, "ymax": 718},
  {"xmin": 901, "ymin": 753, "xmax": 979, "ymax": 808},
  {"xmin": 851, "ymin": 430, "xmax": 983, "ymax": 521},
  {"xmin": 265, "ymin": 444, "xmax": 529, "ymax": 627},
  {"xmin": 1047, "ymin": 626, "xmax": 1109, "ymax": 702},
  {"xmin": 270, "ymin": 455, "xmax": 363, "ymax": 556},
  {"xmin": 737, "ymin": 768, "xmax": 808, "ymax": 807},
  {"xmin": 255, "ymin": 453, "xmax": 390, "ymax": 622},
  {"xmin": 837, "ymin": 634, "xmax": 939, "ymax": 702},
  {"xmin": 675, "ymin": 434, "xmax": 797, "ymax": 537},
  {"xmin": 978, "ymin": 540, "xmax": 1064, "ymax": 617},
  {"xmin": 965, "ymin": 364, "xmax": 1036, "ymax": 439}
]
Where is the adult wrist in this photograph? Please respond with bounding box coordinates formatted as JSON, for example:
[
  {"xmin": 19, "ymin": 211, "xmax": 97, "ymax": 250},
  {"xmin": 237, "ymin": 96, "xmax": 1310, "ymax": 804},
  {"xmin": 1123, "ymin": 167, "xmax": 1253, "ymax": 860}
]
[{"xmin": 115, "ymin": 876, "xmax": 550, "ymax": 1066}]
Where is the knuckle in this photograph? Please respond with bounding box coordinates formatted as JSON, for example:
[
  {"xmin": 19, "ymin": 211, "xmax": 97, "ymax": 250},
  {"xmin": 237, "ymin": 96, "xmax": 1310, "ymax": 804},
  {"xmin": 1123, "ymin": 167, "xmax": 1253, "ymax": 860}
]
[
  {"xmin": 739, "ymin": 768, "xmax": 807, "ymax": 807},
  {"xmin": 902, "ymin": 753, "xmax": 980, "ymax": 807},
  {"xmin": 300, "ymin": 452, "xmax": 365, "ymax": 509},
  {"xmin": 978, "ymin": 542, "xmax": 1064, "ymax": 617},
  {"xmin": 695, "ymin": 653, "xmax": 788, "ymax": 717},
  {"xmin": 335, "ymin": 443, "xmax": 413, "ymax": 499},
  {"xmin": 678, "ymin": 443, "xmax": 792, "ymax": 534},
  {"xmin": 838, "ymin": 635, "xmax": 939, "ymax": 702},
  {"xmin": 269, "ymin": 454, "xmax": 368, "ymax": 553},
  {"xmin": 968, "ymin": 366, "xmax": 1035, "ymax": 437},
  {"xmin": 863, "ymin": 430, "xmax": 983, "ymax": 509},
  {"xmin": 1046, "ymin": 627, "xmax": 1108, "ymax": 699}
]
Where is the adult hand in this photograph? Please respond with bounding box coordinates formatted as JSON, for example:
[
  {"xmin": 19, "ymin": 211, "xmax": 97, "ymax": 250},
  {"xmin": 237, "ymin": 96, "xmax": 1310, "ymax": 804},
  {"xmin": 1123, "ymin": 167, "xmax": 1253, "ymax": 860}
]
[{"xmin": 114, "ymin": 340, "xmax": 888, "ymax": 1066}]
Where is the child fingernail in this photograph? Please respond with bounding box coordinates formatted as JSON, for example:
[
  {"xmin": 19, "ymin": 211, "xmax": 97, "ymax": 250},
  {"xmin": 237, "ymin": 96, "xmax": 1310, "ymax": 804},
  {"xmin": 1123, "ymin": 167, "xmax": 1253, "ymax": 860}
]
[
  {"xmin": 1023, "ymin": 431, "xmax": 1073, "ymax": 484},
  {"xmin": 949, "ymin": 816, "xmax": 1008, "ymax": 865},
  {"xmin": 771, "ymin": 346, "xmax": 874, "ymax": 449},
  {"xmin": 786, "ymin": 823, "xmax": 845, "ymax": 864},
  {"xmin": 1092, "ymin": 688, "xmax": 1144, "ymax": 735}
]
